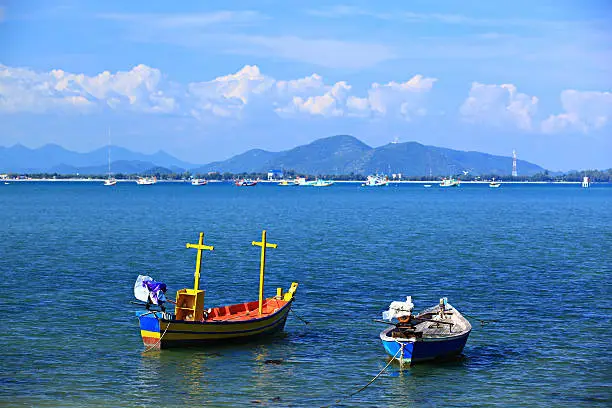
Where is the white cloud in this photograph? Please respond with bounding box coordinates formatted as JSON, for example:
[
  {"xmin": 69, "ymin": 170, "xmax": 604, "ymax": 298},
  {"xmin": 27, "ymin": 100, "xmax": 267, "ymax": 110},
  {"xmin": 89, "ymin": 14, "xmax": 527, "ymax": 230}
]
[
  {"xmin": 346, "ymin": 75, "xmax": 437, "ymax": 119},
  {"xmin": 275, "ymin": 74, "xmax": 325, "ymax": 95},
  {"xmin": 0, "ymin": 64, "xmax": 177, "ymax": 114},
  {"xmin": 0, "ymin": 63, "xmax": 435, "ymax": 121},
  {"xmin": 541, "ymin": 90, "xmax": 612, "ymax": 133},
  {"xmin": 460, "ymin": 82, "xmax": 538, "ymax": 130},
  {"xmin": 278, "ymin": 81, "xmax": 351, "ymax": 117},
  {"xmin": 188, "ymin": 65, "xmax": 275, "ymax": 118},
  {"xmin": 98, "ymin": 11, "xmax": 263, "ymax": 28}
]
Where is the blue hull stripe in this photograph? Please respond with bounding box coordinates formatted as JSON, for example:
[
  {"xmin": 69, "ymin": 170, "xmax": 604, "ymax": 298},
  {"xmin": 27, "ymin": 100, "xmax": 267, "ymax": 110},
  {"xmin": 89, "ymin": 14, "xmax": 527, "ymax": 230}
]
[{"xmin": 139, "ymin": 316, "xmax": 160, "ymax": 332}]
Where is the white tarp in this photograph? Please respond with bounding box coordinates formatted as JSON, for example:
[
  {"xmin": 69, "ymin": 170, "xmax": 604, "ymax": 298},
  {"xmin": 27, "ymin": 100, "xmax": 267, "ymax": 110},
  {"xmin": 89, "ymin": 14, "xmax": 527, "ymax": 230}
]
[
  {"xmin": 134, "ymin": 275, "xmax": 153, "ymax": 303},
  {"xmin": 382, "ymin": 296, "xmax": 414, "ymax": 321}
]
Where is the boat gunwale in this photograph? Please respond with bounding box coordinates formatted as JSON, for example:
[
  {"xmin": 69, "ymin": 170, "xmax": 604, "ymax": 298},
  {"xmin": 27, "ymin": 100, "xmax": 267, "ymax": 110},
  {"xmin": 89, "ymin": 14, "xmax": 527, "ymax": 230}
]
[
  {"xmin": 379, "ymin": 325, "xmax": 471, "ymax": 343},
  {"xmin": 147, "ymin": 298, "xmax": 293, "ymax": 325},
  {"xmin": 379, "ymin": 305, "xmax": 472, "ymax": 342},
  {"xmin": 154, "ymin": 312, "xmax": 290, "ymax": 336}
]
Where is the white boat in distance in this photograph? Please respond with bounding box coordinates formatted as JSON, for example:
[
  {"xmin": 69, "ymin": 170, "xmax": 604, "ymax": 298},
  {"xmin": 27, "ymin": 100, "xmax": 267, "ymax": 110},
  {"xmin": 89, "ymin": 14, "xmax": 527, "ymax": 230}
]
[
  {"xmin": 191, "ymin": 179, "xmax": 208, "ymax": 186},
  {"xmin": 362, "ymin": 175, "xmax": 389, "ymax": 187},
  {"xmin": 489, "ymin": 179, "xmax": 501, "ymax": 188},
  {"xmin": 136, "ymin": 177, "xmax": 157, "ymax": 185},
  {"xmin": 311, "ymin": 179, "xmax": 334, "ymax": 187},
  {"xmin": 440, "ymin": 178, "xmax": 460, "ymax": 187}
]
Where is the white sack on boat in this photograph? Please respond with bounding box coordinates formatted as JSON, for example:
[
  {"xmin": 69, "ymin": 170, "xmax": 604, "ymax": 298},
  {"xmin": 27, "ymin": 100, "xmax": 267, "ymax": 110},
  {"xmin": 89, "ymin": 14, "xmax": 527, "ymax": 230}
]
[
  {"xmin": 382, "ymin": 296, "xmax": 414, "ymax": 320},
  {"xmin": 134, "ymin": 275, "xmax": 153, "ymax": 302}
]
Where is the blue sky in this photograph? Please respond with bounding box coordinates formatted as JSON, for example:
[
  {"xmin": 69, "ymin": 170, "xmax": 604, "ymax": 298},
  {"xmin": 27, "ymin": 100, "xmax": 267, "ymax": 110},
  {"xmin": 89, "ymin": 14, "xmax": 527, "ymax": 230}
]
[{"xmin": 1, "ymin": 0, "xmax": 611, "ymax": 170}]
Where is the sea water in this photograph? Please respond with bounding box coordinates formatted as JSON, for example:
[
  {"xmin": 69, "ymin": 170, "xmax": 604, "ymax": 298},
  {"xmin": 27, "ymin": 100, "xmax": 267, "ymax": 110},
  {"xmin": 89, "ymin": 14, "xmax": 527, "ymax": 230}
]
[{"xmin": 1, "ymin": 182, "xmax": 610, "ymax": 407}]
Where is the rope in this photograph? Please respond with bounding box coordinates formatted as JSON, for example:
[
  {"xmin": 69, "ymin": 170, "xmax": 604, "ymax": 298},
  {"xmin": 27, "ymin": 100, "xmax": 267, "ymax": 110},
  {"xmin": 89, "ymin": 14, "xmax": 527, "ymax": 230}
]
[
  {"xmin": 290, "ymin": 308, "xmax": 310, "ymax": 325},
  {"xmin": 142, "ymin": 315, "xmax": 171, "ymax": 353},
  {"xmin": 328, "ymin": 343, "xmax": 404, "ymax": 406},
  {"xmin": 462, "ymin": 313, "xmax": 498, "ymax": 326}
]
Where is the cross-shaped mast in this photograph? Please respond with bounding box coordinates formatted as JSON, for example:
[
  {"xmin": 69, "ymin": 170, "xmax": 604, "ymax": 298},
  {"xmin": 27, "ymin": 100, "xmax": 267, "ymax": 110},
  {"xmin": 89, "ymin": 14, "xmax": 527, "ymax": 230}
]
[
  {"xmin": 186, "ymin": 232, "xmax": 214, "ymax": 291},
  {"xmin": 252, "ymin": 230, "xmax": 277, "ymax": 315}
]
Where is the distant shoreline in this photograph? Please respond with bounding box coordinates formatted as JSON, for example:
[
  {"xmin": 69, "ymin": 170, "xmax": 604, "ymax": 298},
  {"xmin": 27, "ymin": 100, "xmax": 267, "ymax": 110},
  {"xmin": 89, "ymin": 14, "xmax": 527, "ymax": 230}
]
[{"xmin": 1, "ymin": 178, "xmax": 590, "ymax": 185}]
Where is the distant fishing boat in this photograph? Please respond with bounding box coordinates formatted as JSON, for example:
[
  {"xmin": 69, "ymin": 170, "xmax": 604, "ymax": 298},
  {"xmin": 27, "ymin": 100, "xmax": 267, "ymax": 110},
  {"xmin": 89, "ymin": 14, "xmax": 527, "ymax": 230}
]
[
  {"xmin": 103, "ymin": 128, "xmax": 117, "ymax": 186},
  {"xmin": 135, "ymin": 231, "xmax": 298, "ymax": 349},
  {"xmin": 489, "ymin": 179, "xmax": 501, "ymax": 188},
  {"xmin": 278, "ymin": 179, "xmax": 297, "ymax": 186},
  {"xmin": 440, "ymin": 178, "xmax": 460, "ymax": 187},
  {"xmin": 235, "ymin": 179, "xmax": 258, "ymax": 187},
  {"xmin": 423, "ymin": 184, "xmax": 432, "ymax": 188},
  {"xmin": 136, "ymin": 177, "xmax": 157, "ymax": 185},
  {"xmin": 296, "ymin": 177, "xmax": 314, "ymax": 186},
  {"xmin": 582, "ymin": 176, "xmax": 590, "ymax": 188},
  {"xmin": 362, "ymin": 175, "xmax": 388, "ymax": 187},
  {"xmin": 191, "ymin": 179, "xmax": 208, "ymax": 186},
  {"xmin": 379, "ymin": 297, "xmax": 471, "ymax": 365},
  {"xmin": 311, "ymin": 179, "xmax": 334, "ymax": 187}
]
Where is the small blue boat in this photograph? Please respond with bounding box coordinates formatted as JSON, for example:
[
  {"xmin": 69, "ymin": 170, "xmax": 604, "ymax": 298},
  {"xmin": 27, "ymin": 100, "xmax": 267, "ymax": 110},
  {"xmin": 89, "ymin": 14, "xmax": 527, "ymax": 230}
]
[{"xmin": 379, "ymin": 297, "xmax": 471, "ymax": 365}]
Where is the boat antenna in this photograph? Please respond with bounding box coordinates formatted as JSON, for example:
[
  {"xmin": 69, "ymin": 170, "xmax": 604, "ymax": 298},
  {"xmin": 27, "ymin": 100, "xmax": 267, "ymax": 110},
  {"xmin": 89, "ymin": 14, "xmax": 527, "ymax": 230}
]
[
  {"xmin": 252, "ymin": 230, "xmax": 277, "ymax": 315},
  {"xmin": 186, "ymin": 232, "xmax": 214, "ymax": 291}
]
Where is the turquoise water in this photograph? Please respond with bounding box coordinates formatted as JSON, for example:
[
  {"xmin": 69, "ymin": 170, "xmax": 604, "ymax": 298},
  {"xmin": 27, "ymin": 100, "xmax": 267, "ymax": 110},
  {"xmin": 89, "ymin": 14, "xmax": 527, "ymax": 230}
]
[{"xmin": 1, "ymin": 182, "xmax": 611, "ymax": 407}]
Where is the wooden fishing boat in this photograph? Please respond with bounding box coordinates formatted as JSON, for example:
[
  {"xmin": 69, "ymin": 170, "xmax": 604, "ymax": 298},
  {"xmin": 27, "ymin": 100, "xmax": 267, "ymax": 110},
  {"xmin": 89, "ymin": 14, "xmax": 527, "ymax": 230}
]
[
  {"xmin": 136, "ymin": 176, "xmax": 157, "ymax": 185},
  {"xmin": 311, "ymin": 179, "xmax": 334, "ymax": 187},
  {"xmin": 362, "ymin": 175, "xmax": 388, "ymax": 187},
  {"xmin": 277, "ymin": 179, "xmax": 298, "ymax": 186},
  {"xmin": 136, "ymin": 231, "xmax": 298, "ymax": 349},
  {"xmin": 440, "ymin": 178, "xmax": 460, "ymax": 187},
  {"xmin": 235, "ymin": 179, "xmax": 258, "ymax": 187},
  {"xmin": 191, "ymin": 179, "xmax": 208, "ymax": 186},
  {"xmin": 379, "ymin": 297, "xmax": 471, "ymax": 365}
]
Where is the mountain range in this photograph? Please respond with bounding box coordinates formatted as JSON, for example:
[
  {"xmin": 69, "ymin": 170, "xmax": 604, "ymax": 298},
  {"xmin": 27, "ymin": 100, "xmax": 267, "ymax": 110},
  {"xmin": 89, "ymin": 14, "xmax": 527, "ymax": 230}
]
[
  {"xmin": 0, "ymin": 135, "xmax": 545, "ymax": 176},
  {"xmin": 192, "ymin": 135, "xmax": 544, "ymax": 176},
  {"xmin": 0, "ymin": 143, "xmax": 193, "ymax": 174}
]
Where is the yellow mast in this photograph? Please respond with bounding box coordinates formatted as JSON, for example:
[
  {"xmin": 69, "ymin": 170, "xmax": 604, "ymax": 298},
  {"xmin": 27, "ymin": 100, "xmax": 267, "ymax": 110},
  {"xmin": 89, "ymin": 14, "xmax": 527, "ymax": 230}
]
[
  {"xmin": 252, "ymin": 230, "xmax": 277, "ymax": 315},
  {"xmin": 186, "ymin": 232, "xmax": 214, "ymax": 291}
]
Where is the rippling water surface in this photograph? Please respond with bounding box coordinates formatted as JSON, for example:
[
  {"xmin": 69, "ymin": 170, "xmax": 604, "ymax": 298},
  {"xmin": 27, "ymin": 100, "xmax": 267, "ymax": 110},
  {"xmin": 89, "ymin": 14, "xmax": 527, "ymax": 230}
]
[{"xmin": 1, "ymin": 182, "xmax": 611, "ymax": 407}]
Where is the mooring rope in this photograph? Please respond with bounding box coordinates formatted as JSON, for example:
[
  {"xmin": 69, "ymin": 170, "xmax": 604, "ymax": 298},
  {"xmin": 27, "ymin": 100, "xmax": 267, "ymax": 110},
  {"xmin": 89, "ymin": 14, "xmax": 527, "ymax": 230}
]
[
  {"xmin": 462, "ymin": 313, "xmax": 498, "ymax": 326},
  {"xmin": 327, "ymin": 343, "xmax": 404, "ymax": 407},
  {"xmin": 142, "ymin": 315, "xmax": 171, "ymax": 353},
  {"xmin": 290, "ymin": 308, "xmax": 310, "ymax": 325}
]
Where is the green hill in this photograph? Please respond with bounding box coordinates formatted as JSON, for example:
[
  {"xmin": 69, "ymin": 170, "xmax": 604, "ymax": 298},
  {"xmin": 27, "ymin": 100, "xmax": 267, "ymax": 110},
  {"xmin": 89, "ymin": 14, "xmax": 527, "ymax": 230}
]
[{"xmin": 192, "ymin": 135, "xmax": 545, "ymax": 176}]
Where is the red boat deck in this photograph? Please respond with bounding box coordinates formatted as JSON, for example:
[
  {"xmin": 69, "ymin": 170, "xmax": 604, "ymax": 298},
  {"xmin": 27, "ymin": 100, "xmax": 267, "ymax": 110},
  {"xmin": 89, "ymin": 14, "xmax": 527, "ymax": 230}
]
[{"xmin": 207, "ymin": 298, "xmax": 288, "ymax": 322}]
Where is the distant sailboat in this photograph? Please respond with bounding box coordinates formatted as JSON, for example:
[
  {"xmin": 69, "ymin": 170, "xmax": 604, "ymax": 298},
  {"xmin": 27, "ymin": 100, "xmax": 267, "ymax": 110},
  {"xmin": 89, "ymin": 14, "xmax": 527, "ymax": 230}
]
[
  {"xmin": 424, "ymin": 164, "xmax": 433, "ymax": 187},
  {"xmin": 103, "ymin": 128, "xmax": 117, "ymax": 186}
]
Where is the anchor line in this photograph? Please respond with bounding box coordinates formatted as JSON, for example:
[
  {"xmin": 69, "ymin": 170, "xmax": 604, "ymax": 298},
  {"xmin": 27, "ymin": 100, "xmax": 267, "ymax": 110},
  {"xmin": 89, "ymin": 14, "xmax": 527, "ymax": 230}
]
[
  {"xmin": 329, "ymin": 344, "xmax": 403, "ymax": 406},
  {"xmin": 461, "ymin": 313, "xmax": 498, "ymax": 326},
  {"xmin": 142, "ymin": 317, "xmax": 171, "ymax": 353},
  {"xmin": 290, "ymin": 308, "xmax": 310, "ymax": 325}
]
